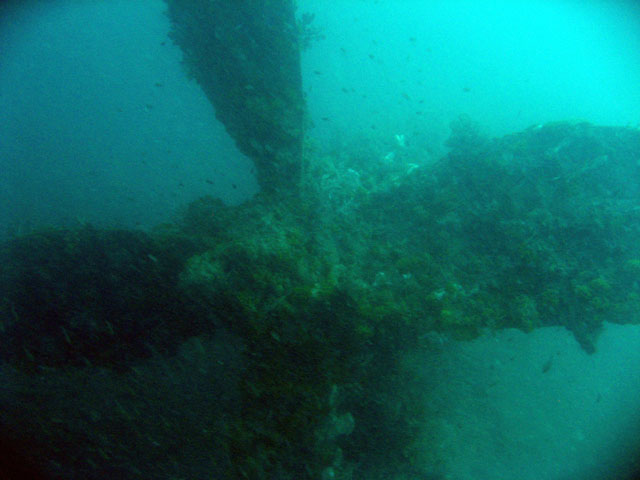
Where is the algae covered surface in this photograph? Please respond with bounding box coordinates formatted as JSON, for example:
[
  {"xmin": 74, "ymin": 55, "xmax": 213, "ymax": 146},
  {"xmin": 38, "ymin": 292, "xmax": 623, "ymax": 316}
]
[
  {"xmin": 164, "ymin": 0, "xmax": 305, "ymax": 195},
  {"xmin": 1, "ymin": 120, "xmax": 640, "ymax": 479}
]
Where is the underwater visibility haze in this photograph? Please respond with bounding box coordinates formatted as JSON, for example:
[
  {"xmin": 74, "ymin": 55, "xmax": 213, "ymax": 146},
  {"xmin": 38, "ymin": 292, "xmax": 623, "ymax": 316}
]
[{"xmin": 0, "ymin": 1, "xmax": 640, "ymax": 479}]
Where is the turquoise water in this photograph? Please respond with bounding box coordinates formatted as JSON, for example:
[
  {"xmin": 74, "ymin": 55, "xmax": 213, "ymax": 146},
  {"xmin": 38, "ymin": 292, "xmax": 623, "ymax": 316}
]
[
  {"xmin": 412, "ymin": 322, "xmax": 640, "ymax": 479},
  {"xmin": 2, "ymin": 1, "xmax": 639, "ymax": 234},
  {"xmin": 0, "ymin": 0, "xmax": 258, "ymax": 234},
  {"xmin": 300, "ymin": 0, "xmax": 640, "ymax": 145}
]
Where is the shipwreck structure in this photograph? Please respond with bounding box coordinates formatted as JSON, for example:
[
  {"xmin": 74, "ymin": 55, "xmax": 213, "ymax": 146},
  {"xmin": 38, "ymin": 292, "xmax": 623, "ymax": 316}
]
[{"xmin": 1, "ymin": 2, "xmax": 640, "ymax": 479}]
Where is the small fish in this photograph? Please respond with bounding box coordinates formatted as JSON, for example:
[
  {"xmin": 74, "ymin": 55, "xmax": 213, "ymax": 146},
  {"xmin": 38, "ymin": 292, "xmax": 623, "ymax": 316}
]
[
  {"xmin": 205, "ymin": 179, "xmax": 214, "ymax": 185},
  {"xmin": 401, "ymin": 92, "xmax": 411, "ymax": 101},
  {"xmin": 368, "ymin": 54, "xmax": 375, "ymax": 60},
  {"xmin": 463, "ymin": 86, "xmax": 471, "ymax": 93},
  {"xmin": 313, "ymin": 70, "xmax": 323, "ymax": 75},
  {"xmin": 341, "ymin": 87, "xmax": 350, "ymax": 93},
  {"xmin": 321, "ymin": 117, "xmax": 331, "ymax": 121},
  {"xmin": 542, "ymin": 357, "xmax": 553, "ymax": 373}
]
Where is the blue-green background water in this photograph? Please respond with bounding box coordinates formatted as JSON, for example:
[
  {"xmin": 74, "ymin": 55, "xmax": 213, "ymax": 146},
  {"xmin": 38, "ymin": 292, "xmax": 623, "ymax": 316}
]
[
  {"xmin": 2, "ymin": 1, "xmax": 640, "ymax": 479},
  {"xmin": 0, "ymin": 0, "xmax": 258, "ymax": 234},
  {"xmin": 302, "ymin": 0, "xmax": 640, "ymax": 146},
  {"xmin": 2, "ymin": 0, "xmax": 639, "ymax": 234}
]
